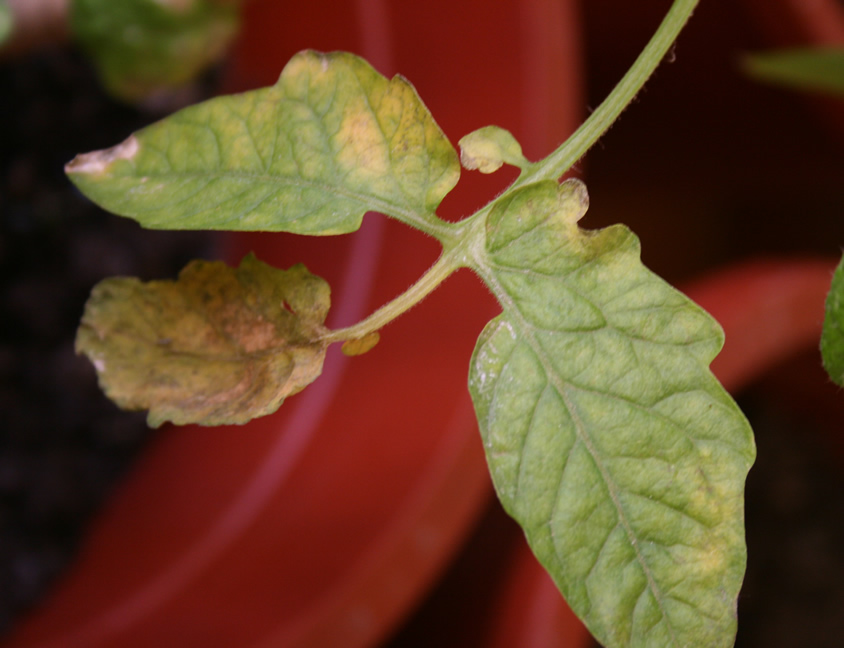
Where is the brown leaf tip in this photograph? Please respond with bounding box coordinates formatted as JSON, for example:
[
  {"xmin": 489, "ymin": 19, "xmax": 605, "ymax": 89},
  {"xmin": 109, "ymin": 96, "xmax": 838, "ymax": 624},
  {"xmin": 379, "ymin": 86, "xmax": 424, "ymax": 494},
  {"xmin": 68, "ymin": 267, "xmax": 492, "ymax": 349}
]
[{"xmin": 65, "ymin": 135, "xmax": 139, "ymax": 175}]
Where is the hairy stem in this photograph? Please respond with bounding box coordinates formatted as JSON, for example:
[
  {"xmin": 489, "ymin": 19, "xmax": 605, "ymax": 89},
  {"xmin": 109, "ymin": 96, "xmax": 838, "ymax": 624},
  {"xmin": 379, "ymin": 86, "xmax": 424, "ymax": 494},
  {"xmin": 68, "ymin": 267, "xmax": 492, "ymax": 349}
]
[
  {"xmin": 325, "ymin": 0, "xmax": 700, "ymax": 345},
  {"xmin": 514, "ymin": 0, "xmax": 700, "ymax": 187},
  {"xmin": 322, "ymin": 247, "xmax": 462, "ymax": 343}
]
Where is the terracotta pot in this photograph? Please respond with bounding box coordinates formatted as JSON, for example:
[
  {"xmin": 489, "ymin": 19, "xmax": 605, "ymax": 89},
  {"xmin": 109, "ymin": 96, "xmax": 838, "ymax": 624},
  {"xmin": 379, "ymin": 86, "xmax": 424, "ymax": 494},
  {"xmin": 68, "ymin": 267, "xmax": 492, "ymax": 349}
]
[{"xmin": 3, "ymin": 1, "xmax": 583, "ymax": 647}]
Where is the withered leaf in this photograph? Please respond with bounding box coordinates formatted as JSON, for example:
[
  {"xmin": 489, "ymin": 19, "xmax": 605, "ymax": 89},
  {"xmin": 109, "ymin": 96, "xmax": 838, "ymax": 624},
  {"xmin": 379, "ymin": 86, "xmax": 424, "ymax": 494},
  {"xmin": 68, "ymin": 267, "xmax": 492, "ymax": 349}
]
[{"xmin": 76, "ymin": 253, "xmax": 330, "ymax": 427}]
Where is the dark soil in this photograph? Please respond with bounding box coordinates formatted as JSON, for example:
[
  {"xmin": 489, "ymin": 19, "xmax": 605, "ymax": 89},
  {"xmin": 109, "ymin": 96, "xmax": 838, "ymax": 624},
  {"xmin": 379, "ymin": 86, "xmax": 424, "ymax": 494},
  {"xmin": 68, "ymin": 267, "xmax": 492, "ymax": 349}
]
[{"xmin": 0, "ymin": 48, "xmax": 215, "ymax": 636}]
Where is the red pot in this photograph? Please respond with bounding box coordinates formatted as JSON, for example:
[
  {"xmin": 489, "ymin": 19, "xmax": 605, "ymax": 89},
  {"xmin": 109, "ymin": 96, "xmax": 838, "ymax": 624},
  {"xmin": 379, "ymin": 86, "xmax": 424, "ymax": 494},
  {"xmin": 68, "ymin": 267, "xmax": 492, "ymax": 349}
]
[
  {"xmin": 741, "ymin": 0, "xmax": 844, "ymax": 47},
  {"xmin": 4, "ymin": 1, "xmax": 584, "ymax": 647}
]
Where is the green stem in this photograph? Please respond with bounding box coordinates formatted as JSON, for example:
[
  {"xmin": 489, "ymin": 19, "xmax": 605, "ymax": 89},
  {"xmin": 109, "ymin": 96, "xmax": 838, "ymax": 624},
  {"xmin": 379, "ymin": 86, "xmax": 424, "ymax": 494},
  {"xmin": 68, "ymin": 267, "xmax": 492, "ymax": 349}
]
[
  {"xmin": 325, "ymin": 0, "xmax": 699, "ymax": 344},
  {"xmin": 322, "ymin": 248, "xmax": 462, "ymax": 344},
  {"xmin": 514, "ymin": 0, "xmax": 699, "ymax": 188}
]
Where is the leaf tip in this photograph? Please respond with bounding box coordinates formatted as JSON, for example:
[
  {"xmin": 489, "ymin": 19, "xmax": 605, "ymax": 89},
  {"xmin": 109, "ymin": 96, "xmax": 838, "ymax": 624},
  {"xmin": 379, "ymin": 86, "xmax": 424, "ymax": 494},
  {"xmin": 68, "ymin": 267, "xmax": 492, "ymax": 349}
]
[{"xmin": 66, "ymin": 134, "xmax": 139, "ymax": 176}]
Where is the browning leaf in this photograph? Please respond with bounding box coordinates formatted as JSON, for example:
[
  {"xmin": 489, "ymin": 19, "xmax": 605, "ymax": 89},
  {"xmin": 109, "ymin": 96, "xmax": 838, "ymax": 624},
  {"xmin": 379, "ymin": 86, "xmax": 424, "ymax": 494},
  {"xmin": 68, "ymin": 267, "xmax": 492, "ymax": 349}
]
[{"xmin": 76, "ymin": 253, "xmax": 330, "ymax": 427}]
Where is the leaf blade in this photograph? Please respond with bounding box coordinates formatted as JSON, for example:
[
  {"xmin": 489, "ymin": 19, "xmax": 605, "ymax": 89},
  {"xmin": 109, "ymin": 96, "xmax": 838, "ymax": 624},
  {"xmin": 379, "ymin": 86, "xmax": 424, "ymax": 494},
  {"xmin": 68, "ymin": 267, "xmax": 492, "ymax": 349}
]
[
  {"xmin": 469, "ymin": 179, "xmax": 755, "ymax": 648},
  {"xmin": 821, "ymin": 252, "xmax": 844, "ymax": 386},
  {"xmin": 76, "ymin": 254, "xmax": 330, "ymax": 427},
  {"xmin": 743, "ymin": 48, "xmax": 844, "ymax": 98},
  {"xmin": 65, "ymin": 50, "xmax": 459, "ymax": 236}
]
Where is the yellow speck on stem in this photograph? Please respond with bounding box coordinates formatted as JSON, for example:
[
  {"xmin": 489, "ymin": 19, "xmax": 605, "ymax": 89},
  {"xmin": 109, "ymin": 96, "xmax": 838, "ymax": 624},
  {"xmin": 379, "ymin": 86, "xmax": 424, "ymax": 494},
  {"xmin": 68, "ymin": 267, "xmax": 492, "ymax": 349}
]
[{"xmin": 341, "ymin": 331, "xmax": 381, "ymax": 356}]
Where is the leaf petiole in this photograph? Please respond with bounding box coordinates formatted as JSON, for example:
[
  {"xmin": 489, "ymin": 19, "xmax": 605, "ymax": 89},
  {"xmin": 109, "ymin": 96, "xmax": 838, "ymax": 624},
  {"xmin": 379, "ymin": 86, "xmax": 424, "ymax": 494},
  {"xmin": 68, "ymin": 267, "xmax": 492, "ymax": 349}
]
[
  {"xmin": 324, "ymin": 0, "xmax": 700, "ymax": 347},
  {"xmin": 321, "ymin": 245, "xmax": 465, "ymax": 345}
]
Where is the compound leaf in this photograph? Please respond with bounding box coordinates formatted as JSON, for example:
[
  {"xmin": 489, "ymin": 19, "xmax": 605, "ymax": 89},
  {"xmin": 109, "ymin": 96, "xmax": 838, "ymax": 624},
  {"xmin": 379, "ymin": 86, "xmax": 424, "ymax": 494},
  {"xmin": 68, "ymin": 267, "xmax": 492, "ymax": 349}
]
[
  {"xmin": 821, "ymin": 252, "xmax": 844, "ymax": 386},
  {"xmin": 65, "ymin": 50, "xmax": 459, "ymax": 236},
  {"xmin": 468, "ymin": 179, "xmax": 755, "ymax": 648},
  {"xmin": 76, "ymin": 253, "xmax": 330, "ymax": 427}
]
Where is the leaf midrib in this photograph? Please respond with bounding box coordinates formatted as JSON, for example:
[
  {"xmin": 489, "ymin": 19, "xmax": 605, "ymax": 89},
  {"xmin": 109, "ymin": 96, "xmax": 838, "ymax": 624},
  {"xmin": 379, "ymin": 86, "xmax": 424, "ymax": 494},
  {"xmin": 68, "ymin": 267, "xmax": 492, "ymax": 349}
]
[
  {"xmin": 472, "ymin": 256, "xmax": 678, "ymax": 645},
  {"xmin": 113, "ymin": 165, "xmax": 451, "ymax": 238}
]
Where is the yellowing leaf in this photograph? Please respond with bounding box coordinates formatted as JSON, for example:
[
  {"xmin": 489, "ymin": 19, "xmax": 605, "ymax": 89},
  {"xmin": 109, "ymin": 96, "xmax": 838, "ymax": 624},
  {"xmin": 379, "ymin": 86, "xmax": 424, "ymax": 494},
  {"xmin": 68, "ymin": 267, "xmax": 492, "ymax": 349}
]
[
  {"xmin": 65, "ymin": 50, "xmax": 459, "ymax": 237},
  {"xmin": 459, "ymin": 125, "xmax": 528, "ymax": 173},
  {"xmin": 468, "ymin": 179, "xmax": 755, "ymax": 648},
  {"xmin": 76, "ymin": 254, "xmax": 330, "ymax": 427}
]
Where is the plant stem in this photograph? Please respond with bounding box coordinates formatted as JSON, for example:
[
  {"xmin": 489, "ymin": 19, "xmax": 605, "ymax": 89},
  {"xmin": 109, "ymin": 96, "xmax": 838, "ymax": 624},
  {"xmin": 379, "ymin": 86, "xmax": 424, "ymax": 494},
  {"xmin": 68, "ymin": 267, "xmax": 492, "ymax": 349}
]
[
  {"xmin": 514, "ymin": 0, "xmax": 700, "ymax": 188},
  {"xmin": 322, "ymin": 247, "xmax": 462, "ymax": 343},
  {"xmin": 325, "ymin": 0, "xmax": 700, "ymax": 344}
]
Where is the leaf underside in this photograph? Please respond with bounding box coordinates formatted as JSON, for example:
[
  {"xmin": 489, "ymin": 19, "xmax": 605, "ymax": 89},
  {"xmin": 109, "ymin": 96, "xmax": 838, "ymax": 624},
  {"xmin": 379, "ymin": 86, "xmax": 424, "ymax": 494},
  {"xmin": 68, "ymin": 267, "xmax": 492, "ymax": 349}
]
[
  {"xmin": 468, "ymin": 179, "xmax": 756, "ymax": 648},
  {"xmin": 65, "ymin": 50, "xmax": 459, "ymax": 235},
  {"xmin": 76, "ymin": 254, "xmax": 330, "ymax": 427},
  {"xmin": 821, "ymin": 253, "xmax": 844, "ymax": 386}
]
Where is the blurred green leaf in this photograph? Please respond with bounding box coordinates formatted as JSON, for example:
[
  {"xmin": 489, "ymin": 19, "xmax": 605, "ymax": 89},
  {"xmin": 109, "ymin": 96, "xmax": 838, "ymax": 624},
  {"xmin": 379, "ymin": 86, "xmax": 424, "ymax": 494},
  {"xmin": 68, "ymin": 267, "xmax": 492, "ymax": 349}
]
[
  {"xmin": 821, "ymin": 253, "xmax": 844, "ymax": 386},
  {"xmin": 743, "ymin": 48, "xmax": 844, "ymax": 98},
  {"xmin": 70, "ymin": 0, "xmax": 240, "ymax": 102},
  {"xmin": 0, "ymin": 1, "xmax": 12, "ymax": 46},
  {"xmin": 76, "ymin": 254, "xmax": 330, "ymax": 427},
  {"xmin": 468, "ymin": 179, "xmax": 755, "ymax": 648},
  {"xmin": 65, "ymin": 50, "xmax": 459, "ymax": 236}
]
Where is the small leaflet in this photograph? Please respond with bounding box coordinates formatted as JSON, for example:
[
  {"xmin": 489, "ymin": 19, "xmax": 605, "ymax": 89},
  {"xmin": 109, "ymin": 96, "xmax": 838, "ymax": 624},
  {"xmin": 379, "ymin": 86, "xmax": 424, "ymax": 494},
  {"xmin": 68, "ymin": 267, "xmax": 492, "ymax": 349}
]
[{"xmin": 459, "ymin": 125, "xmax": 529, "ymax": 173}]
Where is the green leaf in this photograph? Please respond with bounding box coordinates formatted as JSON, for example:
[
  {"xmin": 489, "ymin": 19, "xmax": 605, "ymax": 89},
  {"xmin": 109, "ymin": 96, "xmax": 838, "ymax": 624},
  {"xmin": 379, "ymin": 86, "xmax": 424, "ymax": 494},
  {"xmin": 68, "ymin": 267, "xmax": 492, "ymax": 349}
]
[
  {"xmin": 69, "ymin": 0, "xmax": 240, "ymax": 103},
  {"xmin": 76, "ymin": 253, "xmax": 330, "ymax": 427},
  {"xmin": 0, "ymin": 1, "xmax": 13, "ymax": 47},
  {"xmin": 468, "ymin": 179, "xmax": 755, "ymax": 648},
  {"xmin": 459, "ymin": 125, "xmax": 529, "ymax": 173},
  {"xmin": 65, "ymin": 50, "xmax": 460, "ymax": 237},
  {"xmin": 821, "ymin": 253, "xmax": 844, "ymax": 386},
  {"xmin": 743, "ymin": 48, "xmax": 844, "ymax": 98}
]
